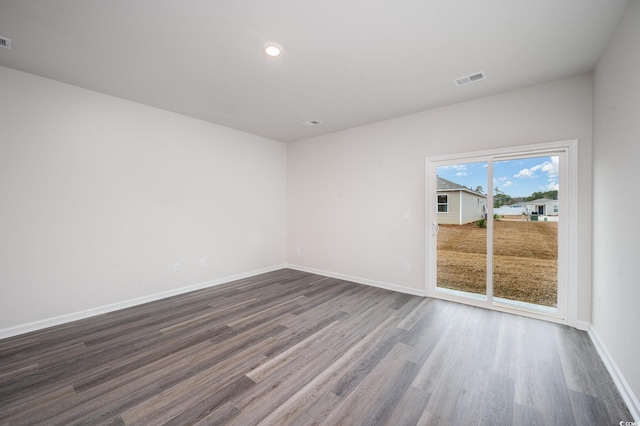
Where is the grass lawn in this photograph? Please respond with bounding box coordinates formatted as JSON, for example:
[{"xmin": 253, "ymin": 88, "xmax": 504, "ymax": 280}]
[{"xmin": 437, "ymin": 220, "xmax": 558, "ymax": 307}]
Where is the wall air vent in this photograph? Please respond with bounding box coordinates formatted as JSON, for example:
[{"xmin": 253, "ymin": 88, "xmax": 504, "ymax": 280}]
[
  {"xmin": 0, "ymin": 36, "xmax": 11, "ymax": 50},
  {"xmin": 454, "ymin": 71, "xmax": 485, "ymax": 86},
  {"xmin": 301, "ymin": 120, "xmax": 323, "ymax": 127}
]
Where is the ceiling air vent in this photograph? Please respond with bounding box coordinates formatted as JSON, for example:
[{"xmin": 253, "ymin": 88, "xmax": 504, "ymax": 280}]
[
  {"xmin": 454, "ymin": 71, "xmax": 485, "ymax": 86},
  {"xmin": 301, "ymin": 120, "xmax": 323, "ymax": 127},
  {"xmin": 0, "ymin": 36, "xmax": 11, "ymax": 50}
]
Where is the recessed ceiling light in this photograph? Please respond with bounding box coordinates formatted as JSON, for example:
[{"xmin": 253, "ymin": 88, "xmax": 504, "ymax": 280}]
[{"xmin": 264, "ymin": 43, "xmax": 282, "ymax": 57}]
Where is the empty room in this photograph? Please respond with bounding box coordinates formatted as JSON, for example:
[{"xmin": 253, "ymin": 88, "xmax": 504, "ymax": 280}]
[{"xmin": 1, "ymin": 0, "xmax": 639, "ymax": 424}]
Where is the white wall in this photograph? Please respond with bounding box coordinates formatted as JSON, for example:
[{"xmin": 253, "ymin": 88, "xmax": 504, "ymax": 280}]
[
  {"xmin": 0, "ymin": 66, "xmax": 287, "ymax": 332},
  {"xmin": 288, "ymin": 74, "xmax": 593, "ymax": 321},
  {"xmin": 593, "ymin": 0, "xmax": 640, "ymax": 414}
]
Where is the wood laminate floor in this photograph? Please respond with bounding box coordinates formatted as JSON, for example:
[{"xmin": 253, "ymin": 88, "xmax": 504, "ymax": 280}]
[{"xmin": 0, "ymin": 269, "xmax": 633, "ymax": 425}]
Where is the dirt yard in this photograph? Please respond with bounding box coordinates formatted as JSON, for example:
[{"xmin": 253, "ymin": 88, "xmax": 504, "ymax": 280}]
[{"xmin": 437, "ymin": 220, "xmax": 558, "ymax": 307}]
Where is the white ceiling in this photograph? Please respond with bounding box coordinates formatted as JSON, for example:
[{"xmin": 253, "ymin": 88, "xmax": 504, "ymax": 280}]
[{"xmin": 0, "ymin": 0, "xmax": 628, "ymax": 142}]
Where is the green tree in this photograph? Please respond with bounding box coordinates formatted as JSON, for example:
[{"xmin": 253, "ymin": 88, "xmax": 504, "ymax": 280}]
[
  {"xmin": 493, "ymin": 187, "xmax": 512, "ymax": 208},
  {"xmin": 527, "ymin": 190, "xmax": 558, "ymax": 201}
]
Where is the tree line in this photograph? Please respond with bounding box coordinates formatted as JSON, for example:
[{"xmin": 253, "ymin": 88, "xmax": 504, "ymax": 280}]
[
  {"xmin": 492, "ymin": 189, "xmax": 558, "ymax": 208},
  {"xmin": 470, "ymin": 185, "xmax": 558, "ymax": 208}
]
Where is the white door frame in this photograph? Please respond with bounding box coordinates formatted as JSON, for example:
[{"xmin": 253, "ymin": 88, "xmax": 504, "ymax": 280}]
[{"xmin": 425, "ymin": 140, "xmax": 578, "ymax": 326}]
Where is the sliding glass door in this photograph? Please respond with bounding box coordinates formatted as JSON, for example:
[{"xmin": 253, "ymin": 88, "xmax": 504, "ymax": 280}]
[
  {"xmin": 427, "ymin": 144, "xmax": 569, "ymax": 321},
  {"xmin": 492, "ymin": 156, "xmax": 559, "ymax": 312},
  {"xmin": 435, "ymin": 161, "xmax": 488, "ymax": 300}
]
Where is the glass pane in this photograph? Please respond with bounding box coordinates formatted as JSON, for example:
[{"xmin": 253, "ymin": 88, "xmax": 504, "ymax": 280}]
[
  {"xmin": 493, "ymin": 156, "xmax": 559, "ymax": 309},
  {"xmin": 436, "ymin": 162, "xmax": 488, "ymax": 297}
]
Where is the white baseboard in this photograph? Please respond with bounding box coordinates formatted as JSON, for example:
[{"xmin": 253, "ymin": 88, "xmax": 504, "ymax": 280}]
[
  {"xmin": 588, "ymin": 326, "xmax": 640, "ymax": 421},
  {"xmin": 570, "ymin": 319, "xmax": 590, "ymax": 331},
  {"xmin": 0, "ymin": 264, "xmax": 287, "ymax": 340},
  {"xmin": 286, "ymin": 263, "xmax": 426, "ymax": 297}
]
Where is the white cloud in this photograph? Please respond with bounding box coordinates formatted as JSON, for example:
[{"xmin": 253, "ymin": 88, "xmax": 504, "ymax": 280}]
[
  {"xmin": 514, "ymin": 156, "xmax": 559, "ymax": 181},
  {"xmin": 439, "ymin": 164, "xmax": 467, "ymax": 172},
  {"xmin": 514, "ymin": 167, "xmax": 537, "ymax": 178},
  {"xmin": 541, "ymin": 156, "xmax": 559, "ymax": 177},
  {"xmin": 439, "ymin": 164, "xmax": 470, "ymax": 177},
  {"xmin": 493, "ymin": 176, "xmax": 514, "ymax": 190}
]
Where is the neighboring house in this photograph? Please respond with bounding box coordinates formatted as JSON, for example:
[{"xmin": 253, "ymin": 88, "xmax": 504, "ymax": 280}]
[
  {"xmin": 524, "ymin": 198, "xmax": 559, "ymax": 216},
  {"xmin": 494, "ymin": 198, "xmax": 559, "ymax": 217},
  {"xmin": 437, "ymin": 176, "xmax": 487, "ymax": 225},
  {"xmin": 493, "ymin": 204, "xmax": 526, "ymax": 216}
]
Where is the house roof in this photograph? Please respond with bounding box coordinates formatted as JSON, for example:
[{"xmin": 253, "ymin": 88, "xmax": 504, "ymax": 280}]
[
  {"xmin": 437, "ymin": 176, "xmax": 486, "ymax": 197},
  {"xmin": 437, "ymin": 176, "xmax": 465, "ymax": 190},
  {"xmin": 527, "ymin": 198, "xmax": 557, "ymax": 204}
]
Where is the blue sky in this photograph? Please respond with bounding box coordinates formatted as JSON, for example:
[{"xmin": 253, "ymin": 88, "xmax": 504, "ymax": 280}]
[{"xmin": 437, "ymin": 156, "xmax": 559, "ymax": 198}]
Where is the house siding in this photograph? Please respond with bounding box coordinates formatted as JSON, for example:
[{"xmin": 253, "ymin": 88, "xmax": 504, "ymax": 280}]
[
  {"xmin": 461, "ymin": 191, "xmax": 486, "ymax": 224},
  {"xmin": 437, "ymin": 190, "xmax": 486, "ymax": 225},
  {"xmin": 522, "ymin": 199, "xmax": 559, "ymax": 216},
  {"xmin": 437, "ymin": 191, "xmax": 461, "ymax": 225}
]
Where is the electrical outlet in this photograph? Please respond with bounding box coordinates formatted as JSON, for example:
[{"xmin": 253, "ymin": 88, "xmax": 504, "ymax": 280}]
[
  {"xmin": 173, "ymin": 262, "xmax": 180, "ymax": 272},
  {"xmin": 403, "ymin": 212, "xmax": 410, "ymax": 221},
  {"xmin": 403, "ymin": 261, "xmax": 410, "ymax": 271},
  {"xmin": 199, "ymin": 258, "xmax": 206, "ymax": 267},
  {"xmin": 296, "ymin": 247, "xmax": 301, "ymax": 255}
]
